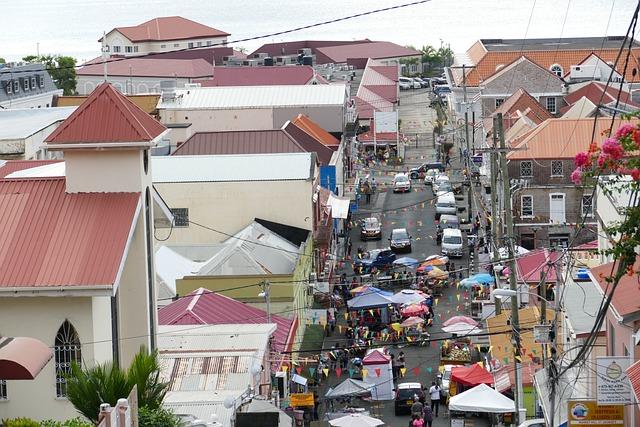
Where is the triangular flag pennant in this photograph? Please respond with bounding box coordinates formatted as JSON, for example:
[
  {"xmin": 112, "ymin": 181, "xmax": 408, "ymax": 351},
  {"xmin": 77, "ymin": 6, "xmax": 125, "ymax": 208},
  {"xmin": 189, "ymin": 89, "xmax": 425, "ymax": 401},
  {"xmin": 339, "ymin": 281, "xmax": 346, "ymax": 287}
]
[
  {"xmin": 503, "ymin": 357, "xmax": 509, "ymax": 364},
  {"xmin": 412, "ymin": 367, "xmax": 420, "ymax": 376},
  {"xmin": 309, "ymin": 367, "xmax": 316, "ymax": 377},
  {"xmin": 407, "ymin": 336, "xmax": 413, "ymax": 343},
  {"xmin": 515, "ymin": 355, "xmax": 522, "ymax": 363},
  {"xmin": 435, "ymin": 298, "xmax": 439, "ymax": 306},
  {"xmin": 531, "ymin": 348, "xmax": 537, "ymax": 355},
  {"xmin": 323, "ymin": 368, "xmax": 329, "ymax": 377},
  {"xmin": 296, "ymin": 367, "xmax": 302, "ymax": 375},
  {"xmin": 362, "ymin": 368, "xmax": 369, "ymax": 379},
  {"xmin": 369, "ymin": 309, "xmax": 374, "ymax": 316},
  {"xmin": 488, "ymin": 346, "xmax": 493, "ymax": 353},
  {"xmin": 336, "ymin": 367, "xmax": 343, "ymax": 377},
  {"xmin": 338, "ymin": 325, "xmax": 343, "ymax": 333},
  {"xmin": 348, "ymin": 368, "xmax": 355, "ymax": 378},
  {"xmin": 456, "ymin": 294, "xmax": 461, "ymax": 301},
  {"xmin": 375, "ymin": 368, "xmax": 381, "ymax": 377},
  {"xmin": 400, "ymin": 367, "xmax": 407, "ymax": 377},
  {"xmin": 281, "ymin": 365, "xmax": 288, "ymax": 373},
  {"xmin": 344, "ymin": 312, "xmax": 349, "ymax": 320},
  {"xmin": 427, "ymin": 367, "xmax": 433, "ymax": 373}
]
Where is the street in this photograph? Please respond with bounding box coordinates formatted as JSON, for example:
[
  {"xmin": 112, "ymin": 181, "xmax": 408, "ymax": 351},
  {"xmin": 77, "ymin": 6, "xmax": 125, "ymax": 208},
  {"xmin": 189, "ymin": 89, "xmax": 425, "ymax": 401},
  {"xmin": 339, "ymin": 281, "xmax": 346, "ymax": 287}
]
[{"xmin": 319, "ymin": 89, "xmax": 485, "ymax": 427}]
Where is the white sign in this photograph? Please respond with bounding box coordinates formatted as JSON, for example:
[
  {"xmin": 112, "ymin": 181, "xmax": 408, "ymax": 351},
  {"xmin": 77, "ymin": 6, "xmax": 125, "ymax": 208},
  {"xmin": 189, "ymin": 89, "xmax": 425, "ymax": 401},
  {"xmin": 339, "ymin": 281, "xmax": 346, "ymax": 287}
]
[
  {"xmin": 596, "ymin": 357, "xmax": 633, "ymax": 404},
  {"xmin": 374, "ymin": 111, "xmax": 398, "ymax": 133}
]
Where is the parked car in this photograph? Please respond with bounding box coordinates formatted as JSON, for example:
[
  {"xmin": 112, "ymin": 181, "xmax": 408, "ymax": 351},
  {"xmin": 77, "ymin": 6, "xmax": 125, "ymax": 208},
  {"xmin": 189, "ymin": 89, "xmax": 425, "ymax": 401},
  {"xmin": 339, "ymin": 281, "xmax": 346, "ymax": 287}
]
[
  {"xmin": 439, "ymin": 364, "xmax": 454, "ymax": 397},
  {"xmin": 436, "ymin": 180, "xmax": 453, "ymax": 197},
  {"xmin": 354, "ymin": 248, "xmax": 396, "ymax": 273},
  {"xmin": 390, "ymin": 228, "xmax": 412, "ymax": 253},
  {"xmin": 417, "ymin": 77, "xmax": 431, "ymax": 88},
  {"xmin": 435, "ymin": 192, "xmax": 457, "ymax": 219},
  {"xmin": 410, "ymin": 78, "xmax": 422, "ymax": 89},
  {"xmin": 423, "ymin": 168, "xmax": 440, "ymax": 185},
  {"xmin": 432, "ymin": 174, "xmax": 450, "ymax": 193},
  {"xmin": 393, "ymin": 173, "xmax": 412, "ymax": 193},
  {"xmin": 441, "ymin": 228, "xmax": 463, "ymax": 257},
  {"xmin": 434, "ymin": 84, "xmax": 451, "ymax": 96},
  {"xmin": 394, "ymin": 382, "xmax": 424, "ymax": 415},
  {"xmin": 432, "ymin": 77, "xmax": 447, "ymax": 85},
  {"xmin": 360, "ymin": 217, "xmax": 382, "ymax": 240},
  {"xmin": 398, "ymin": 77, "xmax": 412, "ymax": 90},
  {"xmin": 410, "ymin": 162, "xmax": 444, "ymax": 179}
]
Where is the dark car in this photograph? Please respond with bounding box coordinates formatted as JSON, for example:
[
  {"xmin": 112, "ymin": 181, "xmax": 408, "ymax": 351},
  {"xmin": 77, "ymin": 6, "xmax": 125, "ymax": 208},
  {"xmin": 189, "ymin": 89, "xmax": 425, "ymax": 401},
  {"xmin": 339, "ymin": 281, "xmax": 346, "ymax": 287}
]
[
  {"xmin": 389, "ymin": 228, "xmax": 412, "ymax": 253},
  {"xmin": 354, "ymin": 248, "xmax": 396, "ymax": 274},
  {"xmin": 360, "ymin": 217, "xmax": 382, "ymax": 240},
  {"xmin": 410, "ymin": 162, "xmax": 444, "ymax": 179},
  {"xmin": 394, "ymin": 382, "xmax": 424, "ymax": 415}
]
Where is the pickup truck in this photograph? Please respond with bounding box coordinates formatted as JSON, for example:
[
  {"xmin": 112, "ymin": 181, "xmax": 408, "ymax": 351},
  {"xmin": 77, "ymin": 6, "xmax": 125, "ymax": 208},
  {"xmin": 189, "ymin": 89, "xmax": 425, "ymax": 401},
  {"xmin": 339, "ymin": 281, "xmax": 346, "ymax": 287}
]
[{"xmin": 354, "ymin": 248, "xmax": 396, "ymax": 274}]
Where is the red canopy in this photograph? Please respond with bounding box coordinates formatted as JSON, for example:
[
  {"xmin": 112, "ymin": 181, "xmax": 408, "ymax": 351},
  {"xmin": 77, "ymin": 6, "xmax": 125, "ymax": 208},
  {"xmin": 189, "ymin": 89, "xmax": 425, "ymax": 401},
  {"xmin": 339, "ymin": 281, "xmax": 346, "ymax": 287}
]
[
  {"xmin": 451, "ymin": 364, "xmax": 494, "ymax": 387},
  {"xmin": 0, "ymin": 336, "xmax": 53, "ymax": 380}
]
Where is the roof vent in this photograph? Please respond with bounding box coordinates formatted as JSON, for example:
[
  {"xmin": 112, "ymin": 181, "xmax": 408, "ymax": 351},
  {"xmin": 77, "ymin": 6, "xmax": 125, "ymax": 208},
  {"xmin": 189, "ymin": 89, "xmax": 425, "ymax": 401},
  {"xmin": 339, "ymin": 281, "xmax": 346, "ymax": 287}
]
[{"xmin": 160, "ymin": 80, "xmax": 177, "ymax": 102}]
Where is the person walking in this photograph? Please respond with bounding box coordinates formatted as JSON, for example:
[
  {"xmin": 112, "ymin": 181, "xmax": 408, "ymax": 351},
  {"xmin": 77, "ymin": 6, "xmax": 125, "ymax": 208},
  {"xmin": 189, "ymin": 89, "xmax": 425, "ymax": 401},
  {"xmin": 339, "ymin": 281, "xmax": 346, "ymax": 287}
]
[
  {"xmin": 411, "ymin": 395, "xmax": 424, "ymax": 417},
  {"xmin": 422, "ymin": 404, "xmax": 434, "ymax": 427},
  {"xmin": 429, "ymin": 381, "xmax": 441, "ymax": 417},
  {"xmin": 411, "ymin": 414, "xmax": 424, "ymax": 427}
]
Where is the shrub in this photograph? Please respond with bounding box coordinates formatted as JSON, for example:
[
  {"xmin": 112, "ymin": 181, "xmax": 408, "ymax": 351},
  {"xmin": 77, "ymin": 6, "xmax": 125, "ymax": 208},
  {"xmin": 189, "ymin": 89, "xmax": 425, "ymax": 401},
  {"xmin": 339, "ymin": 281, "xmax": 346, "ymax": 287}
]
[
  {"xmin": 1, "ymin": 418, "xmax": 40, "ymax": 427},
  {"xmin": 138, "ymin": 406, "xmax": 184, "ymax": 427}
]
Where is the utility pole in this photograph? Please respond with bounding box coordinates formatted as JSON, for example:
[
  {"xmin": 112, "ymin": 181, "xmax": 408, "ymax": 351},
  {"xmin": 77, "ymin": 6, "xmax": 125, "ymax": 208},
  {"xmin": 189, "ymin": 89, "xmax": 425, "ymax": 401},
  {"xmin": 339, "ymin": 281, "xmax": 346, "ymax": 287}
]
[
  {"xmin": 260, "ymin": 280, "xmax": 271, "ymax": 324},
  {"xmin": 491, "ymin": 117, "xmax": 501, "ymax": 256},
  {"xmin": 549, "ymin": 246, "xmax": 563, "ymax": 427},
  {"xmin": 498, "ymin": 113, "xmax": 524, "ymax": 424}
]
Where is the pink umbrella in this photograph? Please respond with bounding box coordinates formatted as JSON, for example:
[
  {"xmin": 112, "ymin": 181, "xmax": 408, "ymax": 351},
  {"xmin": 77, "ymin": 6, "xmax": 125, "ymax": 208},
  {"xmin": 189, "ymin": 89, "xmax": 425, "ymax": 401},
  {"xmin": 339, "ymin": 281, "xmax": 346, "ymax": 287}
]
[
  {"xmin": 401, "ymin": 304, "xmax": 428, "ymax": 317},
  {"xmin": 442, "ymin": 316, "xmax": 478, "ymax": 327}
]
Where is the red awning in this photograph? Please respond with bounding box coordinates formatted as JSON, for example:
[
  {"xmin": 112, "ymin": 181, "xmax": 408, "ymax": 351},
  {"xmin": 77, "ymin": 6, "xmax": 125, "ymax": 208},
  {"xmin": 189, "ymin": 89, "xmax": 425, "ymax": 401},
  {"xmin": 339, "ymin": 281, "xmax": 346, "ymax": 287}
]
[
  {"xmin": 0, "ymin": 337, "xmax": 53, "ymax": 380},
  {"xmin": 627, "ymin": 359, "xmax": 640, "ymax": 402},
  {"xmin": 451, "ymin": 364, "xmax": 494, "ymax": 387}
]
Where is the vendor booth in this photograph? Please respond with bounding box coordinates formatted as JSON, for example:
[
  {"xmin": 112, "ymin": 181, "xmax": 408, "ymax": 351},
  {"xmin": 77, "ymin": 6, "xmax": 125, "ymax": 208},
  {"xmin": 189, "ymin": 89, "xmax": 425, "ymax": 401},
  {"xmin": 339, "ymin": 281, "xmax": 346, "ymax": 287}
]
[
  {"xmin": 362, "ymin": 349, "xmax": 393, "ymax": 400},
  {"xmin": 449, "ymin": 383, "xmax": 516, "ymax": 426},
  {"xmin": 347, "ymin": 292, "xmax": 393, "ymax": 326},
  {"xmin": 450, "ymin": 364, "xmax": 493, "ymax": 397},
  {"xmin": 325, "ymin": 378, "xmax": 373, "ymax": 399}
]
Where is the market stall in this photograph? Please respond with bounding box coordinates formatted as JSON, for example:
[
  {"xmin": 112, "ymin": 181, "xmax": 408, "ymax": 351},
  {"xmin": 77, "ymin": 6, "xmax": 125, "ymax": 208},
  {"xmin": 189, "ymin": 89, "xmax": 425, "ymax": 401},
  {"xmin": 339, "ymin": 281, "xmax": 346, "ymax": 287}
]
[
  {"xmin": 450, "ymin": 364, "xmax": 494, "ymax": 396},
  {"xmin": 325, "ymin": 378, "xmax": 374, "ymax": 399},
  {"xmin": 448, "ymin": 383, "xmax": 515, "ymax": 421},
  {"xmin": 361, "ymin": 349, "xmax": 394, "ymax": 400}
]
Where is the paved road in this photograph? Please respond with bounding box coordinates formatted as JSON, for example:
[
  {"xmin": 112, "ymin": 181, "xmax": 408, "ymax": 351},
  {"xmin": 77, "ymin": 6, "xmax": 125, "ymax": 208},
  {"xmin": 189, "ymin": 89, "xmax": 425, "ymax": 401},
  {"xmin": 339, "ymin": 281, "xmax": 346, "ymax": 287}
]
[{"xmin": 318, "ymin": 90, "xmax": 486, "ymax": 427}]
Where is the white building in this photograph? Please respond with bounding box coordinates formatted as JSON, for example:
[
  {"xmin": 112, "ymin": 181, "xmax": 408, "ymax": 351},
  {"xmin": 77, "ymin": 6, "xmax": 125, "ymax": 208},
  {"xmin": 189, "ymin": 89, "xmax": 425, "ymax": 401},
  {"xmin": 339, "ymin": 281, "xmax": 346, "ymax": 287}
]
[
  {"xmin": 0, "ymin": 64, "xmax": 62, "ymax": 109},
  {"xmin": 596, "ymin": 176, "xmax": 636, "ymax": 263},
  {"xmin": 100, "ymin": 16, "xmax": 229, "ymax": 57},
  {"xmin": 156, "ymin": 85, "xmax": 349, "ymax": 134},
  {"xmin": 0, "ymin": 107, "xmax": 75, "ymax": 159},
  {"xmin": 152, "ymin": 153, "xmax": 319, "ymax": 245}
]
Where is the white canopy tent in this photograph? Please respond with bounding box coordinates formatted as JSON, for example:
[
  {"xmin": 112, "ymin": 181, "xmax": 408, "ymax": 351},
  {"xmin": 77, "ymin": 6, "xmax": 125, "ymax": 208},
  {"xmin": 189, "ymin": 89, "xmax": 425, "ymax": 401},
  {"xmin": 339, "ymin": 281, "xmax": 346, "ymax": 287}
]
[
  {"xmin": 448, "ymin": 383, "xmax": 515, "ymax": 413},
  {"xmin": 325, "ymin": 378, "xmax": 373, "ymax": 399}
]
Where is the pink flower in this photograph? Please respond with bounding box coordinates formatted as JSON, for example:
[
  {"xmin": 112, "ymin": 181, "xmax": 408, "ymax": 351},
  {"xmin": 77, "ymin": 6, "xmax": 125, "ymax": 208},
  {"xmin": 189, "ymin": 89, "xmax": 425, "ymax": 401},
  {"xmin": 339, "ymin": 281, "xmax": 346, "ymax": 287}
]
[
  {"xmin": 615, "ymin": 124, "xmax": 636, "ymax": 139},
  {"xmin": 571, "ymin": 168, "xmax": 583, "ymax": 185},
  {"xmin": 631, "ymin": 169, "xmax": 640, "ymax": 181},
  {"xmin": 574, "ymin": 152, "xmax": 590, "ymax": 167},
  {"xmin": 597, "ymin": 152, "xmax": 609, "ymax": 167},
  {"xmin": 601, "ymin": 137, "xmax": 624, "ymax": 160}
]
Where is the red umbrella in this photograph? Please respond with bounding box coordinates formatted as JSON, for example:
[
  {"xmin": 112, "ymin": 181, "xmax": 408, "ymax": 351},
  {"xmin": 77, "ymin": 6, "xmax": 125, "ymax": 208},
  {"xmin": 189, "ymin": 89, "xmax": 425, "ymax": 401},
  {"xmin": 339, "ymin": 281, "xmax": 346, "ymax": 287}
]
[
  {"xmin": 401, "ymin": 304, "xmax": 428, "ymax": 317},
  {"xmin": 442, "ymin": 316, "xmax": 478, "ymax": 327}
]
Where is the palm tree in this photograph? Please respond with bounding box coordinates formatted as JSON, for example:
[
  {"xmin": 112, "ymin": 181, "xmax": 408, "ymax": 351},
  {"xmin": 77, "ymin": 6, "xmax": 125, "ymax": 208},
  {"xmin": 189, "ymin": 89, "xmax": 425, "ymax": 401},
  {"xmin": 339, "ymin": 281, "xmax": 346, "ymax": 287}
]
[
  {"xmin": 65, "ymin": 346, "xmax": 169, "ymax": 423},
  {"xmin": 420, "ymin": 45, "xmax": 439, "ymax": 75}
]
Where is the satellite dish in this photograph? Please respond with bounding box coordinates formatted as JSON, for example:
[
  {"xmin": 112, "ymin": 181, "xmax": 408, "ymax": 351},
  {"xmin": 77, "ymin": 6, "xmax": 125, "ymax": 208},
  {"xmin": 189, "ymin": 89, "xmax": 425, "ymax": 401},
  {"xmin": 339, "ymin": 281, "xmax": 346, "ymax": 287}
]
[{"xmin": 223, "ymin": 396, "xmax": 235, "ymax": 409}]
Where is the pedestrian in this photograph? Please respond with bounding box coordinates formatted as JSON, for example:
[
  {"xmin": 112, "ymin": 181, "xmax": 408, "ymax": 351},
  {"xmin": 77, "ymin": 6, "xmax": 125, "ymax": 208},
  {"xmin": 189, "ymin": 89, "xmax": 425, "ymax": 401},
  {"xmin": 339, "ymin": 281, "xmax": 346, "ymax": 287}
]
[
  {"xmin": 411, "ymin": 414, "xmax": 424, "ymax": 427},
  {"xmin": 411, "ymin": 395, "xmax": 424, "ymax": 416},
  {"xmin": 429, "ymin": 381, "xmax": 441, "ymax": 417},
  {"xmin": 422, "ymin": 405, "xmax": 434, "ymax": 427},
  {"xmin": 398, "ymin": 351, "xmax": 406, "ymax": 372}
]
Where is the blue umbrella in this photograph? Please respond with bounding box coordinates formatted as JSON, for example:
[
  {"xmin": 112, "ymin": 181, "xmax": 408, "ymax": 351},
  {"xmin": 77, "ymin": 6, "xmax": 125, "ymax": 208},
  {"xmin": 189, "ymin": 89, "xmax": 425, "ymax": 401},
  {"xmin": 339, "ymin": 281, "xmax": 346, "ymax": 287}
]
[
  {"xmin": 469, "ymin": 273, "xmax": 495, "ymax": 284},
  {"xmin": 393, "ymin": 257, "xmax": 420, "ymax": 267}
]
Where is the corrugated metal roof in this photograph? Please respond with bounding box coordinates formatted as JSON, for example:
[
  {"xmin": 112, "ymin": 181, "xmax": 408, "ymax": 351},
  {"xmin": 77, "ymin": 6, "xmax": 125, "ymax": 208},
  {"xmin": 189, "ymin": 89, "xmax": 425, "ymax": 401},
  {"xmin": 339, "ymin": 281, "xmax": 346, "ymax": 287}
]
[
  {"xmin": 172, "ymin": 130, "xmax": 305, "ymax": 156},
  {"xmin": 157, "ymin": 85, "xmax": 347, "ymax": 110},
  {"xmin": 590, "ymin": 256, "xmax": 640, "ymax": 317},
  {"xmin": 0, "ymin": 160, "xmax": 62, "ymax": 178},
  {"xmin": 290, "ymin": 114, "xmax": 340, "ymax": 147},
  {"xmin": 152, "ymin": 152, "xmax": 314, "ymax": 183},
  {"xmin": 506, "ymin": 117, "xmax": 640, "ymax": 160},
  {"xmin": 195, "ymin": 66, "xmax": 319, "ymax": 86},
  {"xmin": 109, "ymin": 16, "xmax": 229, "ymax": 42},
  {"xmin": 0, "ymin": 107, "xmax": 76, "ymax": 140},
  {"xmin": 315, "ymin": 42, "xmax": 421, "ymax": 63},
  {"xmin": 0, "ymin": 178, "xmax": 139, "ymax": 289},
  {"xmin": 46, "ymin": 83, "xmax": 166, "ymax": 144},
  {"xmin": 564, "ymin": 277, "xmax": 605, "ymax": 336},
  {"xmin": 515, "ymin": 249, "xmax": 558, "ymax": 284},
  {"xmin": 158, "ymin": 324, "xmax": 275, "ymax": 352},
  {"xmin": 78, "ymin": 58, "xmax": 214, "ymax": 78},
  {"xmin": 484, "ymin": 88, "xmax": 552, "ymax": 134},
  {"xmin": 282, "ymin": 122, "xmax": 335, "ymax": 165},
  {"xmin": 158, "ymin": 287, "xmax": 294, "ymax": 354}
]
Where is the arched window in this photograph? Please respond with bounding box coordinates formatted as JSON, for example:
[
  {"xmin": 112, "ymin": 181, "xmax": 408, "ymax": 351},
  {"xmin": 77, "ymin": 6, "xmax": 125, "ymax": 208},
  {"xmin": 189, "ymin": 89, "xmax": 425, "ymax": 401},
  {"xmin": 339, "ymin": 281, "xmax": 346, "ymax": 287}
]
[
  {"xmin": 550, "ymin": 64, "xmax": 563, "ymax": 77},
  {"xmin": 54, "ymin": 320, "xmax": 81, "ymax": 397}
]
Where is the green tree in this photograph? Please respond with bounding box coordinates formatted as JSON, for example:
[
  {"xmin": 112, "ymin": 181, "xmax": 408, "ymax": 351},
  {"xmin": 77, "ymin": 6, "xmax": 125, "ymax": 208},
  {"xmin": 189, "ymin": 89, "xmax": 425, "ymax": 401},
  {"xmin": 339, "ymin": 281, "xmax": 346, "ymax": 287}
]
[
  {"xmin": 22, "ymin": 54, "xmax": 77, "ymax": 95},
  {"xmin": 65, "ymin": 346, "xmax": 169, "ymax": 424},
  {"xmin": 437, "ymin": 45, "xmax": 454, "ymax": 68},
  {"xmin": 0, "ymin": 57, "xmax": 5, "ymax": 64}
]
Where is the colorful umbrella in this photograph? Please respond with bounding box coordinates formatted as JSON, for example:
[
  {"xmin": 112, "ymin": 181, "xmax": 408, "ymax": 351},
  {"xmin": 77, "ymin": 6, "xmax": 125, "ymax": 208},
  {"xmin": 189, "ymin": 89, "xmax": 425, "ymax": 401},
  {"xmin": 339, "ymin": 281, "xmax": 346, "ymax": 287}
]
[
  {"xmin": 400, "ymin": 316, "xmax": 426, "ymax": 328},
  {"xmin": 443, "ymin": 316, "xmax": 478, "ymax": 327},
  {"xmin": 349, "ymin": 286, "xmax": 392, "ymax": 296},
  {"xmin": 393, "ymin": 256, "xmax": 420, "ymax": 268},
  {"xmin": 391, "ymin": 289, "xmax": 427, "ymax": 305},
  {"xmin": 427, "ymin": 267, "xmax": 449, "ymax": 279},
  {"xmin": 421, "ymin": 255, "xmax": 448, "ymax": 267},
  {"xmin": 401, "ymin": 304, "xmax": 428, "ymax": 316},
  {"xmin": 442, "ymin": 322, "xmax": 482, "ymax": 335}
]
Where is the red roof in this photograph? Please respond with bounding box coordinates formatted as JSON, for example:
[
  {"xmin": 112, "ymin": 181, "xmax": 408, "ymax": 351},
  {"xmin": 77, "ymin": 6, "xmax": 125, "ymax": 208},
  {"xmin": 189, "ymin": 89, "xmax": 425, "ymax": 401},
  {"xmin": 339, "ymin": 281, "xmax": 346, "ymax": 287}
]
[
  {"xmin": 173, "ymin": 130, "xmax": 306, "ymax": 156},
  {"xmin": 282, "ymin": 122, "xmax": 336, "ymax": 165},
  {"xmin": 485, "ymin": 88, "xmax": 553, "ymax": 134},
  {"xmin": 0, "ymin": 160, "xmax": 61, "ymax": 178},
  {"xmin": 106, "ymin": 16, "xmax": 229, "ymax": 42},
  {"xmin": 362, "ymin": 349, "xmax": 391, "ymax": 365},
  {"xmin": 451, "ymin": 364, "xmax": 494, "ymax": 387},
  {"xmin": 564, "ymin": 81, "xmax": 640, "ymax": 108},
  {"xmin": 195, "ymin": 66, "xmax": 322, "ymax": 87},
  {"xmin": 0, "ymin": 177, "xmax": 139, "ymax": 289},
  {"xmin": 78, "ymin": 58, "xmax": 214, "ymax": 78},
  {"xmin": 249, "ymin": 40, "xmax": 373, "ymax": 58},
  {"xmin": 158, "ymin": 288, "xmax": 295, "ymax": 353},
  {"xmin": 291, "ymin": 114, "xmax": 340, "ymax": 147},
  {"xmin": 46, "ymin": 83, "xmax": 166, "ymax": 144},
  {"xmin": 315, "ymin": 42, "xmax": 421, "ymax": 64},
  {"xmin": 627, "ymin": 359, "xmax": 640, "ymax": 402},
  {"xmin": 590, "ymin": 256, "xmax": 640, "ymax": 318},
  {"xmin": 515, "ymin": 249, "xmax": 558, "ymax": 284}
]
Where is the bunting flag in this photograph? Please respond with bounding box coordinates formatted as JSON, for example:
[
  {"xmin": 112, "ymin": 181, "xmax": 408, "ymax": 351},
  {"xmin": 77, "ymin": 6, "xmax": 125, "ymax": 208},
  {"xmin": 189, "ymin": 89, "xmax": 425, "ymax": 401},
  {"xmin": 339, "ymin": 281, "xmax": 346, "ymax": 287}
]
[
  {"xmin": 348, "ymin": 368, "xmax": 355, "ymax": 378},
  {"xmin": 338, "ymin": 326, "xmax": 343, "ymax": 334},
  {"xmin": 435, "ymin": 298, "xmax": 439, "ymax": 306},
  {"xmin": 375, "ymin": 368, "xmax": 381, "ymax": 377},
  {"xmin": 427, "ymin": 367, "xmax": 433, "ymax": 373},
  {"xmin": 323, "ymin": 368, "xmax": 329, "ymax": 377},
  {"xmin": 503, "ymin": 357, "xmax": 509, "ymax": 364},
  {"xmin": 431, "ymin": 341, "xmax": 437, "ymax": 348},
  {"xmin": 336, "ymin": 368, "xmax": 343, "ymax": 377},
  {"xmin": 309, "ymin": 367, "xmax": 316, "ymax": 377},
  {"xmin": 476, "ymin": 345, "xmax": 482, "ymax": 353},
  {"xmin": 515, "ymin": 355, "xmax": 522, "ymax": 362},
  {"xmin": 344, "ymin": 312, "xmax": 349, "ymax": 320},
  {"xmin": 407, "ymin": 336, "xmax": 413, "ymax": 343},
  {"xmin": 456, "ymin": 294, "xmax": 461, "ymax": 301},
  {"xmin": 412, "ymin": 367, "xmax": 420, "ymax": 376},
  {"xmin": 281, "ymin": 365, "xmax": 288, "ymax": 373},
  {"xmin": 400, "ymin": 368, "xmax": 407, "ymax": 377},
  {"xmin": 531, "ymin": 348, "xmax": 537, "ymax": 355},
  {"xmin": 296, "ymin": 367, "xmax": 302, "ymax": 375},
  {"xmin": 369, "ymin": 309, "xmax": 374, "ymax": 316},
  {"xmin": 488, "ymin": 346, "xmax": 493, "ymax": 353},
  {"xmin": 362, "ymin": 368, "xmax": 369, "ymax": 379}
]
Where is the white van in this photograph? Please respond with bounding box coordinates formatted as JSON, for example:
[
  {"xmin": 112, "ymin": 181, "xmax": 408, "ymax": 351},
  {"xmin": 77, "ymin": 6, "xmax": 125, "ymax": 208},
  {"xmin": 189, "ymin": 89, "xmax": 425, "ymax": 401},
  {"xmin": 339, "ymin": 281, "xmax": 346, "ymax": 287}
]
[
  {"xmin": 435, "ymin": 193, "xmax": 457, "ymax": 218},
  {"xmin": 441, "ymin": 228, "xmax": 463, "ymax": 257}
]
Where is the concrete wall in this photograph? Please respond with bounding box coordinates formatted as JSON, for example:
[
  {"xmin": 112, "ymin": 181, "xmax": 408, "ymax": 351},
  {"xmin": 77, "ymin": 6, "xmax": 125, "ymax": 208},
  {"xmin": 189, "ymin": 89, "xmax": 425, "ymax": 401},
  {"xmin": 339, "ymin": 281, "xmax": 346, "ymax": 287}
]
[
  {"xmin": 272, "ymin": 105, "xmax": 344, "ymax": 133},
  {"xmin": 0, "ymin": 121, "xmax": 64, "ymax": 160},
  {"xmin": 104, "ymin": 31, "xmax": 227, "ymax": 56},
  {"xmin": 154, "ymin": 180, "xmax": 314, "ymax": 245},
  {"xmin": 65, "ymin": 150, "xmax": 147, "ymax": 193},
  {"xmin": 77, "ymin": 75, "xmax": 196, "ymax": 95},
  {"xmin": 0, "ymin": 90, "xmax": 61, "ymax": 110},
  {"xmin": 0, "ymin": 297, "xmax": 94, "ymax": 420}
]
